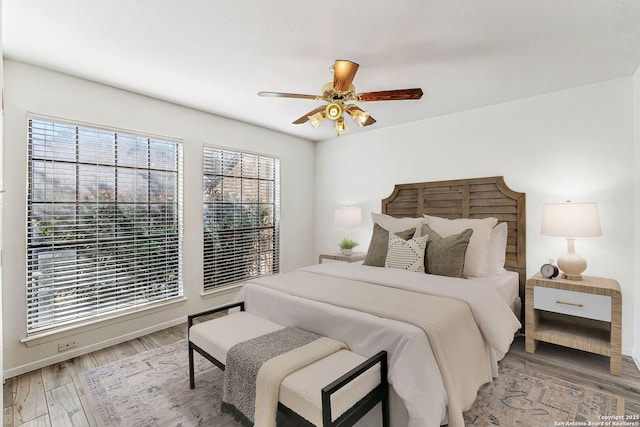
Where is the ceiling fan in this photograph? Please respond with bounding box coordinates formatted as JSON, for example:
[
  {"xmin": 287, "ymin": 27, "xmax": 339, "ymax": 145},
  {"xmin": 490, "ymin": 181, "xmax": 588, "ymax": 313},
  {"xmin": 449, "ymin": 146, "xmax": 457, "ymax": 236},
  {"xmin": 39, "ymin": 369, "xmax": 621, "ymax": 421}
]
[{"xmin": 258, "ymin": 60, "xmax": 423, "ymax": 136}]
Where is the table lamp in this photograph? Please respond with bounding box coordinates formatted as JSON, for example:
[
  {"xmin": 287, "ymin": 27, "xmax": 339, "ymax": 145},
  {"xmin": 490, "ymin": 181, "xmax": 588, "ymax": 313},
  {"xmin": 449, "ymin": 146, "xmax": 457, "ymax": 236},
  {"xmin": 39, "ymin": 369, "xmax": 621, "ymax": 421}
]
[{"xmin": 541, "ymin": 201, "xmax": 602, "ymax": 280}]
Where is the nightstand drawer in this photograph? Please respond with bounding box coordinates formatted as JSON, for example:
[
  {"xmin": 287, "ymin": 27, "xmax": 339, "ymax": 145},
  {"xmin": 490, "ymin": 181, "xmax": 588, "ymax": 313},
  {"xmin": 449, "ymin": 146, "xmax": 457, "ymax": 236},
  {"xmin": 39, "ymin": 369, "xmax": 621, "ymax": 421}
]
[{"xmin": 533, "ymin": 286, "xmax": 611, "ymax": 321}]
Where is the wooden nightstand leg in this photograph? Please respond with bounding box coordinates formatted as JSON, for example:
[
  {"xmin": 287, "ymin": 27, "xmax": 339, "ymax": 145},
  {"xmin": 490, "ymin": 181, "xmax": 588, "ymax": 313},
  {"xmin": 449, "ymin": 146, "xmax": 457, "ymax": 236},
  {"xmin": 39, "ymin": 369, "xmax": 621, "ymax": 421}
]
[
  {"xmin": 610, "ymin": 293, "xmax": 622, "ymax": 375},
  {"xmin": 610, "ymin": 354, "xmax": 621, "ymax": 376},
  {"xmin": 525, "ymin": 337, "xmax": 538, "ymax": 353}
]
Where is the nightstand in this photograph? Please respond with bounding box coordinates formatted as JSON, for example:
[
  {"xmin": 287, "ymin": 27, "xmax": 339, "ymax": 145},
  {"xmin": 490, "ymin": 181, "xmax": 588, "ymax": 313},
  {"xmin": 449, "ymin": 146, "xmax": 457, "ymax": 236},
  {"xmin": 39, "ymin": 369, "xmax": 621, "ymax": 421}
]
[
  {"xmin": 318, "ymin": 252, "xmax": 366, "ymax": 264},
  {"xmin": 525, "ymin": 272, "xmax": 622, "ymax": 375}
]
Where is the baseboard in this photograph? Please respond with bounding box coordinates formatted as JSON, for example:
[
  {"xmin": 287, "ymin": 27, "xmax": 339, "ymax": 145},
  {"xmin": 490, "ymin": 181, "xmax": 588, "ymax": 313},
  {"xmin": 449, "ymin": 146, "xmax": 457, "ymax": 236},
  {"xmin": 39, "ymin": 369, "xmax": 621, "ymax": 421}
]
[
  {"xmin": 623, "ymin": 345, "xmax": 634, "ymax": 357},
  {"xmin": 628, "ymin": 343, "xmax": 639, "ymax": 370},
  {"xmin": 4, "ymin": 316, "xmax": 185, "ymax": 379}
]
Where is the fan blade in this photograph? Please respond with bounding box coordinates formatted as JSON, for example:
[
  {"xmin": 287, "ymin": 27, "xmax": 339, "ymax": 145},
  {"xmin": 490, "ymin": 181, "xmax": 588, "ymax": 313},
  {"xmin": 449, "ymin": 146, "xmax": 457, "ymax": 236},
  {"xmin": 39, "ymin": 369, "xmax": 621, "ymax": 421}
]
[
  {"xmin": 292, "ymin": 106, "xmax": 326, "ymax": 125},
  {"xmin": 357, "ymin": 88, "xmax": 423, "ymax": 102},
  {"xmin": 258, "ymin": 91, "xmax": 319, "ymax": 100},
  {"xmin": 333, "ymin": 60, "xmax": 359, "ymax": 92},
  {"xmin": 345, "ymin": 105, "xmax": 377, "ymax": 126}
]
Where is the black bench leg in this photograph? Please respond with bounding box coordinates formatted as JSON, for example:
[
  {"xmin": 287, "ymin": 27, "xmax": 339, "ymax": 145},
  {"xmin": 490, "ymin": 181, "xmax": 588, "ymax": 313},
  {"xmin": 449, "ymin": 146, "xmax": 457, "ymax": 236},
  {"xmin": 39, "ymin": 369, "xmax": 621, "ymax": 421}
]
[
  {"xmin": 381, "ymin": 393, "xmax": 390, "ymax": 427},
  {"xmin": 189, "ymin": 343, "xmax": 195, "ymax": 389}
]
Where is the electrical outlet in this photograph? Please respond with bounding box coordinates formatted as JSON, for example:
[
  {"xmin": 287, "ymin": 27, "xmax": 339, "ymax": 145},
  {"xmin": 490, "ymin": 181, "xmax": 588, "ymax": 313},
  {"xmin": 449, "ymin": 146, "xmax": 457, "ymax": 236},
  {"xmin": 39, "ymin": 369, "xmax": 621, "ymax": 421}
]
[{"xmin": 58, "ymin": 340, "xmax": 76, "ymax": 352}]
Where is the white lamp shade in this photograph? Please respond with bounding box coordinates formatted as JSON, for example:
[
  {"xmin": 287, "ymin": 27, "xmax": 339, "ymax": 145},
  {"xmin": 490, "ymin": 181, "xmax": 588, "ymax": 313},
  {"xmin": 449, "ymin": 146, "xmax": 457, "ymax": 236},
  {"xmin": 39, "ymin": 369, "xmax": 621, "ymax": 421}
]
[
  {"xmin": 334, "ymin": 207, "xmax": 362, "ymax": 229},
  {"xmin": 541, "ymin": 202, "xmax": 602, "ymax": 237}
]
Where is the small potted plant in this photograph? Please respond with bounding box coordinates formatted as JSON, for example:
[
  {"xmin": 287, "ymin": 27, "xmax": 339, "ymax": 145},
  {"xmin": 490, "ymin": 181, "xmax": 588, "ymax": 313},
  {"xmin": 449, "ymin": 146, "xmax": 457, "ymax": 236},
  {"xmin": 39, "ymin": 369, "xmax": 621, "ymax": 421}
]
[{"xmin": 339, "ymin": 238, "xmax": 359, "ymax": 255}]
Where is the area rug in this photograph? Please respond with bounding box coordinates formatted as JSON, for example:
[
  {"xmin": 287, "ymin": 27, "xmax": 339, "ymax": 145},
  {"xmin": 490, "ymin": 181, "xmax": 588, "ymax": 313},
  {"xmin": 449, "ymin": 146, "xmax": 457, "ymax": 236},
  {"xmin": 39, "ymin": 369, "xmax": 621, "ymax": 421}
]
[
  {"xmin": 79, "ymin": 339, "xmax": 625, "ymax": 427},
  {"xmin": 78, "ymin": 339, "xmax": 233, "ymax": 427},
  {"xmin": 463, "ymin": 359, "xmax": 625, "ymax": 427}
]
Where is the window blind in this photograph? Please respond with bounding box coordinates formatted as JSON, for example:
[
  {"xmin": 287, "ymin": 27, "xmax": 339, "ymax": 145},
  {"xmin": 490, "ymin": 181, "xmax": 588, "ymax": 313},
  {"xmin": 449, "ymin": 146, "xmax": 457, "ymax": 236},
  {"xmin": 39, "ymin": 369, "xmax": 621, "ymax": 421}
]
[
  {"xmin": 203, "ymin": 146, "xmax": 280, "ymax": 290},
  {"xmin": 27, "ymin": 118, "xmax": 183, "ymax": 334}
]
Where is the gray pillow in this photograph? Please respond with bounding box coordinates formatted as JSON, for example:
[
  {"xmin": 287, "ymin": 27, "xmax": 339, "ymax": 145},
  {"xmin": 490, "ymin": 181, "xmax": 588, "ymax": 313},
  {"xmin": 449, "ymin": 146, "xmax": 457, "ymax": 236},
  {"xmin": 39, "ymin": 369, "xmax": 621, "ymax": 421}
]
[
  {"xmin": 363, "ymin": 223, "xmax": 416, "ymax": 267},
  {"xmin": 421, "ymin": 224, "xmax": 473, "ymax": 278}
]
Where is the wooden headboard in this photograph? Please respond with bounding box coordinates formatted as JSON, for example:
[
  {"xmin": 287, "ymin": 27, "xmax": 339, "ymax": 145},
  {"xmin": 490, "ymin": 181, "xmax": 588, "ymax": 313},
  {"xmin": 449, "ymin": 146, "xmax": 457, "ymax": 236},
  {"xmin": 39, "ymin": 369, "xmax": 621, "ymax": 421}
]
[{"xmin": 381, "ymin": 176, "xmax": 526, "ymax": 313}]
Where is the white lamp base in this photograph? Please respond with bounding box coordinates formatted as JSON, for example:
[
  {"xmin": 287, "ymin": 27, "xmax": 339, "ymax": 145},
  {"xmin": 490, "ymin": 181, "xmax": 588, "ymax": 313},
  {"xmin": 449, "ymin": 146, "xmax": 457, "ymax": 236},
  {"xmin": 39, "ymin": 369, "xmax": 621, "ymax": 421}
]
[{"xmin": 557, "ymin": 237, "xmax": 587, "ymax": 281}]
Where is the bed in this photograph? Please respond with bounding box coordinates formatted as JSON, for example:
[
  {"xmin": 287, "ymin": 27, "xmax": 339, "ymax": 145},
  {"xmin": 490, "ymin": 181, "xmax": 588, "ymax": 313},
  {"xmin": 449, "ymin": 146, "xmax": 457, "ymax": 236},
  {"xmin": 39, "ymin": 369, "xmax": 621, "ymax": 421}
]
[{"xmin": 235, "ymin": 176, "xmax": 526, "ymax": 427}]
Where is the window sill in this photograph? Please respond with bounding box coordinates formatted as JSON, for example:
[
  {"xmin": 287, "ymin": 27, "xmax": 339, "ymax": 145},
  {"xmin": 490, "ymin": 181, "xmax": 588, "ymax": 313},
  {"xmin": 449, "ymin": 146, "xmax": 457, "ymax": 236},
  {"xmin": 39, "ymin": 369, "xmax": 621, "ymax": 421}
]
[
  {"xmin": 200, "ymin": 282, "xmax": 244, "ymax": 299},
  {"xmin": 21, "ymin": 296, "xmax": 188, "ymax": 347}
]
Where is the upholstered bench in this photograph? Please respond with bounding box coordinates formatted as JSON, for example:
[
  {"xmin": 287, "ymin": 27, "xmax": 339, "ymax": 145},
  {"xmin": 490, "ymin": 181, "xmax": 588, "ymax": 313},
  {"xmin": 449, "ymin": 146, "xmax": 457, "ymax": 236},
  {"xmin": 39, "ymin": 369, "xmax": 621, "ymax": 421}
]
[{"xmin": 188, "ymin": 302, "xmax": 389, "ymax": 427}]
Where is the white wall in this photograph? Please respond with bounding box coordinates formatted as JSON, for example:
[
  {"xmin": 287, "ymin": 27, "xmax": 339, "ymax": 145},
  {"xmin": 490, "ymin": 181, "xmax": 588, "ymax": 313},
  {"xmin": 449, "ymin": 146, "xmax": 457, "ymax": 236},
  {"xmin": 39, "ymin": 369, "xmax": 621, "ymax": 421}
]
[
  {"xmin": 2, "ymin": 60, "xmax": 316, "ymax": 377},
  {"xmin": 315, "ymin": 77, "xmax": 636, "ymax": 355},
  {"xmin": 1, "ymin": 0, "xmax": 5, "ymax": 406},
  {"xmin": 634, "ymin": 64, "xmax": 640, "ymax": 367}
]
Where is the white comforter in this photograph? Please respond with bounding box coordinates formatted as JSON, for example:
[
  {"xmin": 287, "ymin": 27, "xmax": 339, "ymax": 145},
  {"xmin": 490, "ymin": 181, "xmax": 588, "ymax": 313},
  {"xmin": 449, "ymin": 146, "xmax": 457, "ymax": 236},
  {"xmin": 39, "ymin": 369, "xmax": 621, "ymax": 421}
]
[{"xmin": 235, "ymin": 263, "xmax": 521, "ymax": 427}]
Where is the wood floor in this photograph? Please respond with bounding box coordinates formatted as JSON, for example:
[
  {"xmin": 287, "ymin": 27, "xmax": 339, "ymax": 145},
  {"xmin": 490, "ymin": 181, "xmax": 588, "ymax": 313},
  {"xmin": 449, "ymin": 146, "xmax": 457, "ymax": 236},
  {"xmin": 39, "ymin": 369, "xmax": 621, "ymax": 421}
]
[
  {"xmin": 3, "ymin": 324, "xmax": 188, "ymax": 427},
  {"xmin": 3, "ymin": 329, "xmax": 639, "ymax": 426}
]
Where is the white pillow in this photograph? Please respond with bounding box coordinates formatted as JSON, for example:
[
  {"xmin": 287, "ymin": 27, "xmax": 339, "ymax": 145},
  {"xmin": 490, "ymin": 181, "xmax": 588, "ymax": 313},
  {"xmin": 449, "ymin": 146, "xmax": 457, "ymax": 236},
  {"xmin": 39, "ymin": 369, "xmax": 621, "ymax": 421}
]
[
  {"xmin": 385, "ymin": 234, "xmax": 428, "ymax": 272},
  {"xmin": 423, "ymin": 215, "xmax": 498, "ymax": 277},
  {"xmin": 372, "ymin": 213, "xmax": 424, "ymax": 238},
  {"xmin": 486, "ymin": 222, "xmax": 508, "ymax": 274}
]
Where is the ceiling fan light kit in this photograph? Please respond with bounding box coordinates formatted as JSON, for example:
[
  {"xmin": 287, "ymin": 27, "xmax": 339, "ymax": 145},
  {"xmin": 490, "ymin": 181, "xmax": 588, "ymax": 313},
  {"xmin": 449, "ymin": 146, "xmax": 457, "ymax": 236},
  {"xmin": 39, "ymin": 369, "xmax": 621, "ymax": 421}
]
[
  {"xmin": 335, "ymin": 117, "xmax": 348, "ymax": 136},
  {"xmin": 325, "ymin": 102, "xmax": 343, "ymax": 120},
  {"xmin": 258, "ymin": 59, "xmax": 423, "ymax": 136},
  {"xmin": 308, "ymin": 112, "xmax": 324, "ymax": 129},
  {"xmin": 349, "ymin": 108, "xmax": 370, "ymax": 127}
]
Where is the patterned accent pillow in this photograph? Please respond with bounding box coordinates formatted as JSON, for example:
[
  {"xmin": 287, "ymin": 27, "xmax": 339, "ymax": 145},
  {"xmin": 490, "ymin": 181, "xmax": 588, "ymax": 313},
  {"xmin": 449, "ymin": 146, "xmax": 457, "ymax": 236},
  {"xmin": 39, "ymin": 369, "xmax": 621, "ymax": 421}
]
[{"xmin": 385, "ymin": 234, "xmax": 428, "ymax": 272}]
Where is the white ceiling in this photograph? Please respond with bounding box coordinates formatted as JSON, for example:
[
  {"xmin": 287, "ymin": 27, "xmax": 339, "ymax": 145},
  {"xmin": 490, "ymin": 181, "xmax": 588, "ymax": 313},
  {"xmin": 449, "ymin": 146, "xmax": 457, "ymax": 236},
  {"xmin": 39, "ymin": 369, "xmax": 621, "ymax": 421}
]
[{"xmin": 3, "ymin": 1, "xmax": 640, "ymax": 141}]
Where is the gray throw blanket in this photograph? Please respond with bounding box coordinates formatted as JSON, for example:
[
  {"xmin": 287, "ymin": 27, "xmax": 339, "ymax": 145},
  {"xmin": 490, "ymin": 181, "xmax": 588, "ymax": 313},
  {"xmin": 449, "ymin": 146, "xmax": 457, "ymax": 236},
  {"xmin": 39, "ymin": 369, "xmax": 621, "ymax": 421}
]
[{"xmin": 221, "ymin": 327, "xmax": 321, "ymax": 427}]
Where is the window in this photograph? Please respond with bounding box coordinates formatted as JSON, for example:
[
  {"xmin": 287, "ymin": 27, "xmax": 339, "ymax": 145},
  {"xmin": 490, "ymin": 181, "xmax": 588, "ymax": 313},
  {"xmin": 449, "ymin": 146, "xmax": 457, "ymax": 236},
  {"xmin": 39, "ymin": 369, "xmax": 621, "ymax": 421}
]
[
  {"xmin": 203, "ymin": 146, "xmax": 279, "ymax": 290},
  {"xmin": 27, "ymin": 118, "xmax": 183, "ymax": 334}
]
